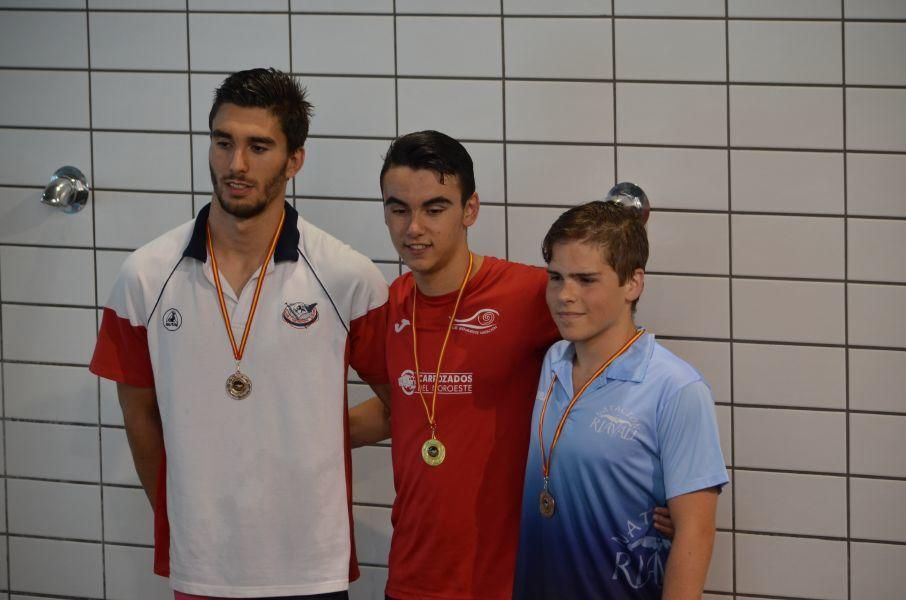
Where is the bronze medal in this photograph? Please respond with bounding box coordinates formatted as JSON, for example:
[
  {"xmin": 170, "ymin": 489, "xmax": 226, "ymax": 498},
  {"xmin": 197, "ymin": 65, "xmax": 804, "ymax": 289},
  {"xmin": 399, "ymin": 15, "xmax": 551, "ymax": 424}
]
[
  {"xmin": 539, "ymin": 489, "xmax": 556, "ymax": 518},
  {"xmin": 226, "ymin": 370, "xmax": 252, "ymax": 400},
  {"xmin": 421, "ymin": 437, "xmax": 446, "ymax": 466}
]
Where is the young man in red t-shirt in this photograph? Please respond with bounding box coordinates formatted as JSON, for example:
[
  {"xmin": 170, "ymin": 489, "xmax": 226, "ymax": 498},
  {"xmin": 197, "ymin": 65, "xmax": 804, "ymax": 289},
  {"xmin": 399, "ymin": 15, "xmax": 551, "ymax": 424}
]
[{"xmin": 349, "ymin": 131, "xmax": 670, "ymax": 599}]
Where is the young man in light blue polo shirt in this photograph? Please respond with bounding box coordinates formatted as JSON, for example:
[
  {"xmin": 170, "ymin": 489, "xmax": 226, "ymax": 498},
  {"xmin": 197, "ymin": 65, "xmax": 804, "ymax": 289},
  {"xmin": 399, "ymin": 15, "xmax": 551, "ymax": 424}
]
[{"xmin": 514, "ymin": 200, "xmax": 728, "ymax": 599}]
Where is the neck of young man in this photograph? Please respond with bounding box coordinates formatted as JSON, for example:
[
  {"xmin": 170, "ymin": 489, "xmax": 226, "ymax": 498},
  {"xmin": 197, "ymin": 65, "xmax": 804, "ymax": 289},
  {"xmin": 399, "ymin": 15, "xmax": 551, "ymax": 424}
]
[
  {"xmin": 571, "ymin": 317, "xmax": 639, "ymax": 392},
  {"xmin": 207, "ymin": 195, "xmax": 286, "ymax": 295},
  {"xmin": 412, "ymin": 244, "xmax": 484, "ymax": 297}
]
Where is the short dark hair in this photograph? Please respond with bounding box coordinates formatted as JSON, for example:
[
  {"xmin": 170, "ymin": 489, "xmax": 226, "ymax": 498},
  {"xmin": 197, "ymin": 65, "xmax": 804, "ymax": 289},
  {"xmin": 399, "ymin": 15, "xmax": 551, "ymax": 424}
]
[
  {"xmin": 209, "ymin": 68, "xmax": 313, "ymax": 153},
  {"xmin": 379, "ymin": 130, "xmax": 476, "ymax": 204},
  {"xmin": 542, "ymin": 201, "xmax": 649, "ymax": 309}
]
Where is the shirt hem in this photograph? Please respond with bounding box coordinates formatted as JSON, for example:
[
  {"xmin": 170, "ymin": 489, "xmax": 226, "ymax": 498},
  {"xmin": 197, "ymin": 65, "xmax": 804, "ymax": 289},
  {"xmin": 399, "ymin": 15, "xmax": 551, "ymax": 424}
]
[
  {"xmin": 171, "ymin": 577, "xmax": 349, "ymax": 597},
  {"xmin": 666, "ymin": 473, "xmax": 730, "ymax": 500},
  {"xmin": 385, "ymin": 583, "xmax": 509, "ymax": 600}
]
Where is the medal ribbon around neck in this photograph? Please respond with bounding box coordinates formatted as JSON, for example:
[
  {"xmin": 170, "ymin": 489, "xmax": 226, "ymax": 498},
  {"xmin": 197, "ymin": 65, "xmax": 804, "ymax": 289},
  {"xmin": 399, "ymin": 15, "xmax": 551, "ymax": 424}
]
[
  {"xmin": 206, "ymin": 210, "xmax": 285, "ymax": 399},
  {"xmin": 538, "ymin": 329, "xmax": 646, "ymax": 487},
  {"xmin": 411, "ymin": 251, "xmax": 474, "ymax": 466}
]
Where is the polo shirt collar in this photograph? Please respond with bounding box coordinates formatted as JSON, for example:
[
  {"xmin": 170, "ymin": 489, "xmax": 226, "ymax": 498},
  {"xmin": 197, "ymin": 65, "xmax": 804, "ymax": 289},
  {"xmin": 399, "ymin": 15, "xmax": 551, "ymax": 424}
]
[
  {"xmin": 551, "ymin": 332, "xmax": 655, "ymax": 393},
  {"xmin": 182, "ymin": 201, "xmax": 301, "ymax": 263}
]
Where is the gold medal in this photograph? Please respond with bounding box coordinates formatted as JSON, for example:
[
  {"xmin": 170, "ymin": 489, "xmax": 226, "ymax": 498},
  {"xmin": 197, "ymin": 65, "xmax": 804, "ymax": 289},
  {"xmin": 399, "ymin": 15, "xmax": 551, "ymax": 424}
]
[
  {"xmin": 226, "ymin": 370, "xmax": 252, "ymax": 400},
  {"xmin": 421, "ymin": 437, "xmax": 446, "ymax": 466},
  {"xmin": 539, "ymin": 490, "xmax": 556, "ymax": 518}
]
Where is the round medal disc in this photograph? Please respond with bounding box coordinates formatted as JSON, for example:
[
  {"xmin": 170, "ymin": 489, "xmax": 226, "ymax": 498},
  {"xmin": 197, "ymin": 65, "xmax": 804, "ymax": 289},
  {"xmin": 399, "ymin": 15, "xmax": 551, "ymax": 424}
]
[
  {"xmin": 421, "ymin": 438, "xmax": 446, "ymax": 466},
  {"xmin": 226, "ymin": 371, "xmax": 252, "ymax": 400},
  {"xmin": 539, "ymin": 489, "xmax": 556, "ymax": 518}
]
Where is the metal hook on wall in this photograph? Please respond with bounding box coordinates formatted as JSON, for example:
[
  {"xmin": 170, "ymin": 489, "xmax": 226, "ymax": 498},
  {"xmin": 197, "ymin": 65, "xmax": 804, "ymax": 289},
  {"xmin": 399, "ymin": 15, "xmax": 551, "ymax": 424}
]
[{"xmin": 42, "ymin": 166, "xmax": 89, "ymax": 214}]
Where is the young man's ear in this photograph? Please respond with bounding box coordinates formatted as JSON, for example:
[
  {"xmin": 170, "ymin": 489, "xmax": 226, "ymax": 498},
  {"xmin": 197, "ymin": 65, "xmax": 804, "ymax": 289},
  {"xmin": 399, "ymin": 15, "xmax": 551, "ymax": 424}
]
[
  {"xmin": 463, "ymin": 192, "xmax": 480, "ymax": 227},
  {"xmin": 285, "ymin": 147, "xmax": 305, "ymax": 179},
  {"xmin": 625, "ymin": 268, "xmax": 645, "ymax": 303}
]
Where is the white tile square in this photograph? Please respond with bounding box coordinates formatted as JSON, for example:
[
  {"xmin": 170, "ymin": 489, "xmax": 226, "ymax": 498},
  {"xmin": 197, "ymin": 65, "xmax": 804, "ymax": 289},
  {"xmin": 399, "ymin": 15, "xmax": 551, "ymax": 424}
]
[
  {"xmin": 851, "ymin": 542, "xmax": 906, "ymax": 599},
  {"xmin": 89, "ymin": 12, "xmax": 187, "ymax": 70},
  {"xmin": 0, "ymin": 69, "xmax": 89, "ymax": 128},
  {"xmin": 849, "ymin": 219, "xmax": 906, "ymax": 282},
  {"xmin": 4, "ymin": 363, "xmax": 98, "ymax": 424},
  {"xmin": 617, "ymin": 83, "xmax": 726, "ymax": 146},
  {"xmin": 729, "ymin": 0, "xmax": 841, "ymax": 17},
  {"xmin": 616, "ymin": 19, "xmax": 725, "ymax": 81},
  {"xmin": 635, "ymin": 275, "xmax": 730, "ymax": 339},
  {"xmin": 845, "ymin": 0, "xmax": 906, "ymax": 19},
  {"xmin": 733, "ymin": 343, "xmax": 845, "ymax": 409},
  {"xmin": 734, "ymin": 407, "xmax": 846, "ymax": 472},
  {"xmin": 0, "ymin": 0, "xmax": 82, "ymax": 6},
  {"xmin": 101, "ymin": 376, "xmax": 125, "ymax": 426},
  {"xmin": 190, "ymin": 13, "xmax": 289, "ymax": 72},
  {"xmin": 618, "ymin": 147, "xmax": 728, "ymax": 211},
  {"xmin": 2, "ymin": 304, "xmax": 96, "ymax": 364},
  {"xmin": 295, "ymin": 137, "xmax": 387, "ymax": 199},
  {"xmin": 846, "ymin": 88, "xmax": 906, "ymax": 152},
  {"xmin": 850, "ymin": 478, "xmax": 906, "ymax": 543},
  {"xmin": 6, "ymin": 421, "xmax": 100, "ymax": 482},
  {"xmin": 506, "ymin": 81, "xmax": 613, "ymax": 143},
  {"xmin": 0, "ymin": 246, "xmax": 95, "ymax": 305},
  {"xmin": 463, "ymin": 142, "xmax": 505, "ymax": 206},
  {"xmin": 305, "ymin": 77, "xmax": 396, "ymax": 138},
  {"xmin": 190, "ymin": 0, "xmax": 286, "ymax": 10},
  {"xmin": 102, "ymin": 427, "xmax": 140, "ymax": 486},
  {"xmin": 398, "ymin": 79, "xmax": 502, "ymax": 141},
  {"xmin": 849, "ymin": 349, "xmax": 906, "ymax": 414},
  {"xmin": 352, "ymin": 445, "xmax": 394, "ymax": 506},
  {"xmin": 506, "ymin": 144, "xmax": 614, "ymax": 206},
  {"xmin": 7, "ymin": 479, "xmax": 101, "ymax": 540},
  {"xmin": 292, "ymin": 15, "xmax": 394, "ymax": 75},
  {"xmin": 730, "ymin": 150, "xmax": 845, "ymax": 214},
  {"xmin": 0, "ymin": 187, "xmax": 93, "ymax": 247},
  {"xmin": 95, "ymin": 192, "xmax": 193, "ymax": 250},
  {"xmin": 103, "ymin": 486, "xmax": 153, "ymax": 545},
  {"xmin": 847, "ymin": 154, "xmax": 906, "ymax": 217},
  {"xmin": 715, "ymin": 403, "xmax": 732, "ymax": 466},
  {"xmin": 351, "ymin": 566, "xmax": 389, "ymax": 600},
  {"xmin": 298, "ymin": 199, "xmax": 395, "ymax": 261},
  {"xmin": 615, "ymin": 0, "xmax": 724, "ymax": 16},
  {"xmin": 93, "ymin": 132, "xmax": 192, "ymax": 192},
  {"xmin": 9, "ymin": 537, "xmax": 103, "ymax": 598},
  {"xmin": 96, "ymin": 250, "xmax": 131, "ymax": 307},
  {"xmin": 193, "ymin": 133, "xmax": 215, "ymax": 193},
  {"xmin": 189, "ymin": 73, "xmax": 223, "ymax": 133},
  {"xmin": 398, "ymin": 17, "xmax": 501, "ymax": 77},
  {"xmin": 292, "ymin": 0, "xmax": 392, "ymax": 11},
  {"xmin": 705, "ymin": 531, "xmax": 733, "ymax": 592},
  {"xmin": 90, "ymin": 0, "xmax": 182, "ymax": 7},
  {"xmin": 468, "ymin": 203, "xmax": 506, "ymax": 259},
  {"xmin": 735, "ymin": 471, "xmax": 847, "ymax": 536},
  {"xmin": 105, "ymin": 545, "xmax": 171, "ymax": 600},
  {"xmin": 657, "ymin": 340, "xmax": 730, "ymax": 405},
  {"xmin": 732, "ymin": 280, "xmax": 845, "ymax": 344},
  {"xmin": 397, "ymin": 0, "xmax": 498, "ymax": 12},
  {"xmin": 506, "ymin": 206, "xmax": 562, "ymax": 266},
  {"xmin": 504, "ymin": 0, "xmax": 610, "ymax": 14},
  {"xmin": 647, "ymin": 212, "xmax": 729, "ymax": 275},
  {"xmin": 851, "ymin": 414, "xmax": 906, "ymax": 478},
  {"xmin": 92, "ymin": 72, "xmax": 189, "ymax": 131},
  {"xmin": 715, "ymin": 471, "xmax": 733, "ymax": 529},
  {"xmin": 0, "ymin": 11, "xmax": 87, "ymax": 68},
  {"xmin": 504, "ymin": 18, "xmax": 612, "ymax": 79},
  {"xmin": 736, "ymin": 534, "xmax": 847, "ymax": 599},
  {"xmin": 731, "ymin": 86, "xmax": 843, "ymax": 149},
  {"xmin": 846, "ymin": 23, "xmax": 906, "ymax": 86},
  {"xmin": 848, "ymin": 283, "xmax": 906, "ymax": 348},
  {"xmin": 731, "ymin": 215, "xmax": 844, "ymax": 279},
  {"xmin": 353, "ymin": 506, "xmax": 392, "ymax": 567},
  {"xmin": 729, "ymin": 21, "xmax": 841, "ymax": 84},
  {"xmin": 0, "ymin": 129, "xmax": 91, "ymax": 187}
]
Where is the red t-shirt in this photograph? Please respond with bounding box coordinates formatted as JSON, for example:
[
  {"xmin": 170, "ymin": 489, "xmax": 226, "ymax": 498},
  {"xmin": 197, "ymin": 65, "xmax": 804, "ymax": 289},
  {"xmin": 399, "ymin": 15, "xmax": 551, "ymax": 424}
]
[{"xmin": 384, "ymin": 257, "xmax": 560, "ymax": 600}]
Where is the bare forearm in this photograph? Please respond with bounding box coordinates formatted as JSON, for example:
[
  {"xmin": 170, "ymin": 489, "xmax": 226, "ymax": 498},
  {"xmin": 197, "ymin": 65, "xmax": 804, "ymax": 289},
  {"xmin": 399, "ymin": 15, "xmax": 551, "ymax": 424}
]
[
  {"xmin": 662, "ymin": 524, "xmax": 715, "ymax": 600},
  {"xmin": 349, "ymin": 396, "xmax": 391, "ymax": 447},
  {"xmin": 123, "ymin": 410, "xmax": 164, "ymax": 505}
]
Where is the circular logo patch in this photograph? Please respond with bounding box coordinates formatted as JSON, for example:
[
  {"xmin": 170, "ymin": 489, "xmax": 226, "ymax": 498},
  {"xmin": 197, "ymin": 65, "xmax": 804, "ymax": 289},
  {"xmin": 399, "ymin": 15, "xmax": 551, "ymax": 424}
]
[{"xmin": 162, "ymin": 308, "xmax": 182, "ymax": 331}]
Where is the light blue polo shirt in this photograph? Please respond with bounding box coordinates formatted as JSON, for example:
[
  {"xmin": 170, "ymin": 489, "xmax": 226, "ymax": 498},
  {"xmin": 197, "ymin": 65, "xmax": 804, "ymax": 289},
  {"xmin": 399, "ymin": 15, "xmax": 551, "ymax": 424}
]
[{"xmin": 514, "ymin": 333, "xmax": 728, "ymax": 600}]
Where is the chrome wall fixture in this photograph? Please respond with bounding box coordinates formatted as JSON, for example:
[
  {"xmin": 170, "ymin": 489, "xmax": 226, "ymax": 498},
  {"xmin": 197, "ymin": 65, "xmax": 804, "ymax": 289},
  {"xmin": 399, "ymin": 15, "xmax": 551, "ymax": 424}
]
[
  {"xmin": 604, "ymin": 181, "xmax": 651, "ymax": 224},
  {"xmin": 42, "ymin": 166, "xmax": 89, "ymax": 213}
]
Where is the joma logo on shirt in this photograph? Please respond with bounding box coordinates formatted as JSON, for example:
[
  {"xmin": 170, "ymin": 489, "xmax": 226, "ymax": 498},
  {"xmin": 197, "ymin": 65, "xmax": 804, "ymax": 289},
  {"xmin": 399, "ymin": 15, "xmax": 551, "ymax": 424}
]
[{"xmin": 591, "ymin": 406, "xmax": 640, "ymax": 441}]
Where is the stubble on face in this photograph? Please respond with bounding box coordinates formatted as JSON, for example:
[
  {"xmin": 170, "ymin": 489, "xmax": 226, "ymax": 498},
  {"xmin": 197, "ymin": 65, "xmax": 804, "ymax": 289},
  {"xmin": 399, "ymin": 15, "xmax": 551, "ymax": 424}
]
[{"xmin": 209, "ymin": 161, "xmax": 288, "ymax": 220}]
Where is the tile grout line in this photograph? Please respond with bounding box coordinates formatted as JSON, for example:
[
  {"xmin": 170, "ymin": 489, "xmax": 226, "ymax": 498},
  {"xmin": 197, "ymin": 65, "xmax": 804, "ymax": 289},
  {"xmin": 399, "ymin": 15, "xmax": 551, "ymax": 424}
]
[{"xmin": 841, "ymin": 5, "xmax": 852, "ymax": 598}]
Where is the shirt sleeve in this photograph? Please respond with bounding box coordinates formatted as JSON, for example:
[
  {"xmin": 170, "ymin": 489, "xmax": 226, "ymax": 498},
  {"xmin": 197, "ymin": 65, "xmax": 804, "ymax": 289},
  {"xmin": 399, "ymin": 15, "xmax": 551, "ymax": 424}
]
[
  {"xmin": 89, "ymin": 254, "xmax": 155, "ymax": 388},
  {"xmin": 657, "ymin": 380, "xmax": 729, "ymax": 500},
  {"xmin": 347, "ymin": 259, "xmax": 390, "ymax": 386}
]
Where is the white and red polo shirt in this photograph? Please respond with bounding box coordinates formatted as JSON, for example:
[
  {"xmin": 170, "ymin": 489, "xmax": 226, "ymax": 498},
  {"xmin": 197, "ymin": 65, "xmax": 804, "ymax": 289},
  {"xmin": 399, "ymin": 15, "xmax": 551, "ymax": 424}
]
[{"xmin": 90, "ymin": 202, "xmax": 389, "ymax": 597}]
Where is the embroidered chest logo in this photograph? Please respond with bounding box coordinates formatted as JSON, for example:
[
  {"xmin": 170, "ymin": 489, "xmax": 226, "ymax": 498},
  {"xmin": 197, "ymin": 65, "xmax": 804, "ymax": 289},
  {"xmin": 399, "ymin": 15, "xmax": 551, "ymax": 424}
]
[
  {"xmin": 394, "ymin": 318, "xmax": 411, "ymax": 333},
  {"xmin": 451, "ymin": 308, "xmax": 499, "ymax": 335},
  {"xmin": 590, "ymin": 405, "xmax": 641, "ymax": 441},
  {"xmin": 283, "ymin": 301, "xmax": 319, "ymax": 329},
  {"xmin": 162, "ymin": 308, "xmax": 182, "ymax": 332},
  {"xmin": 398, "ymin": 369, "xmax": 473, "ymax": 396}
]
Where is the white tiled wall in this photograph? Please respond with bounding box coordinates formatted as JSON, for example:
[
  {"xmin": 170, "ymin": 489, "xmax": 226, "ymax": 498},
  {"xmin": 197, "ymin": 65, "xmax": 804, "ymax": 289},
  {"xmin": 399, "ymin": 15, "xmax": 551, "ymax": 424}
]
[{"xmin": 0, "ymin": 2, "xmax": 903, "ymax": 599}]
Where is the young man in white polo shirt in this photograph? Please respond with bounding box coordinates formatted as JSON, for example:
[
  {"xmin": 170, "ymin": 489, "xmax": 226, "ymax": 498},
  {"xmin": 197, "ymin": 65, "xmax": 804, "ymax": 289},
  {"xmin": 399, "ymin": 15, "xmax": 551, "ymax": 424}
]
[{"xmin": 91, "ymin": 68, "xmax": 390, "ymax": 599}]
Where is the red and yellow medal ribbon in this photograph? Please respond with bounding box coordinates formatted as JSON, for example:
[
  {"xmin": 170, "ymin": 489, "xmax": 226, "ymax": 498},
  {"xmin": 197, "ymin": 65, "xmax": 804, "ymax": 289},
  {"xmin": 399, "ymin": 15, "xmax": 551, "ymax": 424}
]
[
  {"xmin": 538, "ymin": 328, "xmax": 646, "ymax": 480},
  {"xmin": 411, "ymin": 252, "xmax": 474, "ymax": 438},
  {"xmin": 206, "ymin": 211, "xmax": 285, "ymax": 364}
]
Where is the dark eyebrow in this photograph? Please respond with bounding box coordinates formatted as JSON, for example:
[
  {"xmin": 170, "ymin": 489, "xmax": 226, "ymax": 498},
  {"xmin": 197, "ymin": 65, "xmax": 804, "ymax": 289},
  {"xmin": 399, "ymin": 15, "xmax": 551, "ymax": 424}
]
[
  {"xmin": 383, "ymin": 196, "xmax": 453, "ymax": 207},
  {"xmin": 210, "ymin": 129, "xmax": 232, "ymax": 140},
  {"xmin": 209, "ymin": 130, "xmax": 276, "ymax": 146}
]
